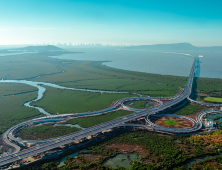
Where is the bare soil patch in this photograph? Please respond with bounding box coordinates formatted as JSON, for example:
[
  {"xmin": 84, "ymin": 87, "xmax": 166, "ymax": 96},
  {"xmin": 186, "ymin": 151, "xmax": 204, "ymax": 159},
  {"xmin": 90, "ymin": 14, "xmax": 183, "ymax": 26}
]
[
  {"xmin": 192, "ymin": 132, "xmax": 222, "ymax": 146},
  {"xmin": 186, "ymin": 112, "xmax": 199, "ymax": 121},
  {"xmin": 66, "ymin": 158, "xmax": 83, "ymax": 165},
  {"xmin": 195, "ymin": 161, "xmax": 217, "ymax": 170},
  {"xmin": 82, "ymin": 153, "xmax": 103, "ymax": 162},
  {"xmin": 107, "ymin": 144, "xmax": 148, "ymax": 157},
  {"xmin": 160, "ymin": 100, "xmax": 171, "ymax": 104},
  {"xmin": 199, "ymin": 93, "xmax": 210, "ymax": 97}
]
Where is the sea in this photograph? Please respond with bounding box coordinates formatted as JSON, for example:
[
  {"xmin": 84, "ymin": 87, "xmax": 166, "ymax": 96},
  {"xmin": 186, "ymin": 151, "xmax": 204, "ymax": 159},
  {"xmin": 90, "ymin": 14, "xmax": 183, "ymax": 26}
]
[{"xmin": 50, "ymin": 48, "xmax": 222, "ymax": 79}]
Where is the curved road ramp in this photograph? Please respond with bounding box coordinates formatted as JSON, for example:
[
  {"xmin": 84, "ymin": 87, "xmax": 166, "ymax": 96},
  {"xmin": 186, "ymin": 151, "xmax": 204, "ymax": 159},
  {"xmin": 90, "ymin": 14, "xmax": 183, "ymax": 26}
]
[{"xmin": 0, "ymin": 57, "xmax": 215, "ymax": 168}]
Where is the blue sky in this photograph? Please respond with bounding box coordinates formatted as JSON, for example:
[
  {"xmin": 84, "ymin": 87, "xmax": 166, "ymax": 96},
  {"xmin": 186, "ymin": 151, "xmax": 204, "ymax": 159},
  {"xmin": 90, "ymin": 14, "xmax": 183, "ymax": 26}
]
[{"xmin": 0, "ymin": 0, "xmax": 222, "ymax": 46}]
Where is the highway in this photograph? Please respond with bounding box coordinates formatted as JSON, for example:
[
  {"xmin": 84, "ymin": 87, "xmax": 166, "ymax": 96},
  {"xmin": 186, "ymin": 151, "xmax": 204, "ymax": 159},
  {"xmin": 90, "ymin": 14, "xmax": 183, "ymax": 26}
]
[
  {"xmin": 0, "ymin": 58, "xmax": 197, "ymax": 167},
  {"xmin": 4, "ymin": 97, "xmax": 162, "ymax": 144}
]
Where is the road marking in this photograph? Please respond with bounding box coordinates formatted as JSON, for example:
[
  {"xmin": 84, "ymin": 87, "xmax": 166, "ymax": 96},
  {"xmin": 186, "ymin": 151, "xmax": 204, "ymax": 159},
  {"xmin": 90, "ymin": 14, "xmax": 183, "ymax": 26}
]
[
  {"xmin": 0, "ymin": 59, "xmax": 199, "ymax": 166},
  {"xmin": 15, "ymin": 154, "xmax": 21, "ymax": 159}
]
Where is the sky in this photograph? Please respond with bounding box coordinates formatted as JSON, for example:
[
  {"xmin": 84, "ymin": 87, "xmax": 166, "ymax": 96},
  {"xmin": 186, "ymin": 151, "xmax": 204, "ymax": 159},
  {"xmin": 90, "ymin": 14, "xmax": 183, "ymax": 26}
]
[{"xmin": 0, "ymin": 0, "xmax": 222, "ymax": 46}]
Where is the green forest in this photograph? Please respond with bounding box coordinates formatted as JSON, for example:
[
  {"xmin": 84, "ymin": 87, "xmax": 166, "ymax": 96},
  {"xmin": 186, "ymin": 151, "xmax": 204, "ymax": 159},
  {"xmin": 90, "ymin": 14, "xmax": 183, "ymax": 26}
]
[{"xmin": 17, "ymin": 130, "xmax": 222, "ymax": 170}]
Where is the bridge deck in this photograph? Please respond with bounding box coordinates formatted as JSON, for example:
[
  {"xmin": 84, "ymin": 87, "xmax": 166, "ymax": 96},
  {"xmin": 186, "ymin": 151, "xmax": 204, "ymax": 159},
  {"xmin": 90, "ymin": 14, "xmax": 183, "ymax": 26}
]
[{"xmin": 0, "ymin": 58, "xmax": 197, "ymax": 167}]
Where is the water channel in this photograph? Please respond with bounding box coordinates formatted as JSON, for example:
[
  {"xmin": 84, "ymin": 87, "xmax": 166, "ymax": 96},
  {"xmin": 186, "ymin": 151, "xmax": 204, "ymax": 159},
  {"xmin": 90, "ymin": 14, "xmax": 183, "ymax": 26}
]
[
  {"xmin": 57, "ymin": 151, "xmax": 141, "ymax": 169},
  {"xmin": 103, "ymin": 153, "xmax": 141, "ymax": 169},
  {"xmin": 179, "ymin": 153, "xmax": 222, "ymax": 168},
  {"xmin": 0, "ymin": 80, "xmax": 129, "ymax": 116},
  {"xmin": 57, "ymin": 149, "xmax": 87, "ymax": 167},
  {"xmin": 206, "ymin": 112, "xmax": 222, "ymax": 122},
  {"xmin": 1, "ymin": 51, "xmax": 222, "ymax": 168}
]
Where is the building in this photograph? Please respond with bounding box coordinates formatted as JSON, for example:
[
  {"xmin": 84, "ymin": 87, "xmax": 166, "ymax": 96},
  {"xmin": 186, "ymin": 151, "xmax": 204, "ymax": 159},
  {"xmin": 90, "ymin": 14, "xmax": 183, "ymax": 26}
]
[{"xmin": 207, "ymin": 121, "xmax": 214, "ymax": 128}]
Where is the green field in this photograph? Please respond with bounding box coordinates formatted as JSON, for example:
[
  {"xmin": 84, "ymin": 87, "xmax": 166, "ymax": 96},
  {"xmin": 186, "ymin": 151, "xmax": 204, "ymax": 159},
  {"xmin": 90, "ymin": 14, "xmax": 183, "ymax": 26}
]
[
  {"xmin": 18, "ymin": 125, "xmax": 81, "ymax": 140},
  {"xmin": 0, "ymin": 50, "xmax": 222, "ymax": 137},
  {"xmin": 3, "ymin": 49, "xmax": 222, "ymax": 170},
  {"xmin": 128, "ymin": 101, "xmax": 153, "ymax": 109},
  {"xmin": 204, "ymin": 97, "xmax": 222, "ymax": 103},
  {"xmin": 195, "ymin": 77, "xmax": 222, "ymax": 98},
  {"xmin": 32, "ymin": 59, "xmax": 182, "ymax": 97},
  {"xmin": 1, "ymin": 51, "xmax": 222, "ymax": 98},
  {"xmin": 0, "ymin": 92, "xmax": 43, "ymax": 134},
  {"xmin": 0, "ymin": 83, "xmax": 37, "ymax": 96},
  {"xmin": 18, "ymin": 110, "xmax": 133, "ymax": 140},
  {"xmin": 67, "ymin": 110, "xmax": 133, "ymax": 128},
  {"xmin": 0, "ymin": 52, "xmax": 66, "ymax": 80},
  {"xmin": 173, "ymin": 104, "xmax": 204, "ymax": 116},
  {"xmin": 0, "ymin": 52, "xmax": 183, "ymax": 97},
  {"xmin": 164, "ymin": 120, "xmax": 177, "ymax": 125},
  {"xmin": 32, "ymin": 86, "xmax": 135, "ymax": 114}
]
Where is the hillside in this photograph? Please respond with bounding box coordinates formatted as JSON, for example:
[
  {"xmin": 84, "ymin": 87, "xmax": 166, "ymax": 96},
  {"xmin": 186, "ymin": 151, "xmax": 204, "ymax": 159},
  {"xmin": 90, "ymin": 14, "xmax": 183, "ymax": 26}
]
[
  {"xmin": 125, "ymin": 43, "xmax": 222, "ymax": 51},
  {"xmin": 125, "ymin": 43, "xmax": 196, "ymax": 50},
  {"xmin": 11, "ymin": 45, "xmax": 64, "ymax": 52}
]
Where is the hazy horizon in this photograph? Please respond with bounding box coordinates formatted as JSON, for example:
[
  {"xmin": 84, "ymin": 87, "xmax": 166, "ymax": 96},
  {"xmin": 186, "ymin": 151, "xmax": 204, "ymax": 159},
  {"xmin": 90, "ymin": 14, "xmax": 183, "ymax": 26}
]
[{"xmin": 0, "ymin": 0, "xmax": 222, "ymax": 46}]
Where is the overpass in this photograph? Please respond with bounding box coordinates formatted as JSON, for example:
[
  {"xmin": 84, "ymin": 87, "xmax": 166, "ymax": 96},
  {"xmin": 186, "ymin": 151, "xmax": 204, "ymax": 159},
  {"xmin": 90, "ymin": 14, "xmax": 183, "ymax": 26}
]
[
  {"xmin": 4, "ymin": 96, "xmax": 163, "ymax": 145},
  {"xmin": 0, "ymin": 58, "xmax": 197, "ymax": 167}
]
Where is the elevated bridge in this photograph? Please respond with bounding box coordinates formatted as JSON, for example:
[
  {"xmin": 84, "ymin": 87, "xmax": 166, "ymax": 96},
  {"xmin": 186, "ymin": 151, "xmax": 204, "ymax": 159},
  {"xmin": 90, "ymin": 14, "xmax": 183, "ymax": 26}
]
[{"xmin": 0, "ymin": 58, "xmax": 197, "ymax": 167}]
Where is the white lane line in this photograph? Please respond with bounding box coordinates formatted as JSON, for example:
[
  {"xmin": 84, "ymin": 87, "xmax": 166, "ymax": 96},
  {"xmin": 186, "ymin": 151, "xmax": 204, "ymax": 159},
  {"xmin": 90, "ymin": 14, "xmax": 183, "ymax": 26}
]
[{"xmin": 15, "ymin": 154, "xmax": 21, "ymax": 159}]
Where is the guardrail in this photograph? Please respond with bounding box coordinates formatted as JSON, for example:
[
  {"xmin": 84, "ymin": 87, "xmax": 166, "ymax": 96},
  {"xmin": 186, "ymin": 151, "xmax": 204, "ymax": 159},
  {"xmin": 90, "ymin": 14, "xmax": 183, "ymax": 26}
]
[{"xmin": 0, "ymin": 58, "xmax": 198, "ymax": 167}]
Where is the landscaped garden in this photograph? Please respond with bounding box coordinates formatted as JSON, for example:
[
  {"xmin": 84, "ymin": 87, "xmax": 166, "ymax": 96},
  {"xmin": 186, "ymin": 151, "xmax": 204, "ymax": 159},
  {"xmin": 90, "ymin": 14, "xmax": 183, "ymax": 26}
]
[
  {"xmin": 151, "ymin": 116, "xmax": 193, "ymax": 129},
  {"xmin": 164, "ymin": 120, "xmax": 177, "ymax": 126}
]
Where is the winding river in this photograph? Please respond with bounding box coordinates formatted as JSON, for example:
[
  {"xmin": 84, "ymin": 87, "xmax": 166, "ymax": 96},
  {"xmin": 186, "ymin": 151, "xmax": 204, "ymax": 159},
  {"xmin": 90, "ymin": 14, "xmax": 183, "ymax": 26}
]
[{"xmin": 0, "ymin": 80, "xmax": 129, "ymax": 116}]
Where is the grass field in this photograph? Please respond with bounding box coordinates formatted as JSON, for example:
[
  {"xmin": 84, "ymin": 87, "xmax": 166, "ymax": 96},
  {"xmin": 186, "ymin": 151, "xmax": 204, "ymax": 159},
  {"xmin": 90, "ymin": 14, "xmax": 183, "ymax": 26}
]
[
  {"xmin": 204, "ymin": 97, "xmax": 222, "ymax": 103},
  {"xmin": 129, "ymin": 101, "xmax": 153, "ymax": 109},
  {"xmin": 1, "ymin": 51, "xmax": 222, "ymax": 98},
  {"xmin": 196, "ymin": 77, "xmax": 222, "ymax": 98},
  {"xmin": 0, "ymin": 52, "xmax": 67, "ymax": 80},
  {"xmin": 164, "ymin": 120, "xmax": 177, "ymax": 125},
  {"xmin": 0, "ymin": 50, "xmax": 222, "ymax": 136},
  {"xmin": 0, "ymin": 83, "xmax": 37, "ymax": 96},
  {"xmin": 32, "ymin": 86, "xmax": 135, "ymax": 114},
  {"xmin": 18, "ymin": 125, "xmax": 81, "ymax": 140},
  {"xmin": 0, "ymin": 52, "xmax": 182, "ymax": 97},
  {"xmin": 18, "ymin": 110, "xmax": 133, "ymax": 140},
  {"xmin": 0, "ymin": 52, "xmax": 183, "ymax": 96},
  {"xmin": 0, "ymin": 92, "xmax": 43, "ymax": 134},
  {"xmin": 67, "ymin": 110, "xmax": 133, "ymax": 128},
  {"xmin": 33, "ymin": 60, "xmax": 182, "ymax": 97},
  {"xmin": 173, "ymin": 104, "xmax": 204, "ymax": 116}
]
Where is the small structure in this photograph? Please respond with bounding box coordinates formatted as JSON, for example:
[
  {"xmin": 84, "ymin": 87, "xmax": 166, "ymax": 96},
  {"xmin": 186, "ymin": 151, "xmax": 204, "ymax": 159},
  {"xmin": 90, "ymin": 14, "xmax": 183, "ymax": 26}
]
[
  {"xmin": 199, "ymin": 55, "xmax": 203, "ymax": 57},
  {"xmin": 207, "ymin": 121, "xmax": 214, "ymax": 128}
]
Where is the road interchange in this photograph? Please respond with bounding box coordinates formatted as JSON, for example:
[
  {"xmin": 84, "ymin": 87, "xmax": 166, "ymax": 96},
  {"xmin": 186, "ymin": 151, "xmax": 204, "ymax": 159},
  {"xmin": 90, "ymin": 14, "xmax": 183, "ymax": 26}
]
[{"xmin": 0, "ymin": 57, "xmax": 219, "ymax": 167}]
